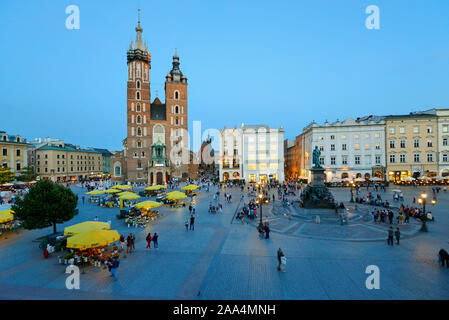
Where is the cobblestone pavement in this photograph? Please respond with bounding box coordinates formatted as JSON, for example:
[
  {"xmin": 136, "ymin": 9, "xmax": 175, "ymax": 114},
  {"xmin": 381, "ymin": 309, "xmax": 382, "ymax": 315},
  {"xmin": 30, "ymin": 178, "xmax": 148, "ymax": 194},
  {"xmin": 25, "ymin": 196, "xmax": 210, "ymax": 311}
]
[{"xmin": 0, "ymin": 183, "xmax": 448, "ymax": 299}]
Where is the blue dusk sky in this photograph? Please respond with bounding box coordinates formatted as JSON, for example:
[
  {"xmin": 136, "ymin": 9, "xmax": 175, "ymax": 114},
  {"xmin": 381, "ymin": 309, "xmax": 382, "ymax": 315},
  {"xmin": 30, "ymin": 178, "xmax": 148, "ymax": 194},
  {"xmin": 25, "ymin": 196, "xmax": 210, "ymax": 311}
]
[{"xmin": 1, "ymin": 0, "xmax": 449, "ymax": 151}]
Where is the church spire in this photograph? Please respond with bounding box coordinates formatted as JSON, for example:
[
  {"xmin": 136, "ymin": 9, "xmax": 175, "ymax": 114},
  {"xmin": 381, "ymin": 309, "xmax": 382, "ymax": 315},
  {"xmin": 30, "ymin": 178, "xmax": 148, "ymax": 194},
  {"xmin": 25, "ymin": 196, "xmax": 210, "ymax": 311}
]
[{"xmin": 135, "ymin": 8, "xmax": 144, "ymax": 50}]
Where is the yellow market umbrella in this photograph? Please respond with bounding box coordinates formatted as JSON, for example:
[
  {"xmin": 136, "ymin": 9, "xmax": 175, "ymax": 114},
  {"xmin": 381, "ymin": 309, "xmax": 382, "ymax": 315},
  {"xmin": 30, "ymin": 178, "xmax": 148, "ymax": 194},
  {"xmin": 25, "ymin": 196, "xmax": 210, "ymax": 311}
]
[
  {"xmin": 117, "ymin": 191, "xmax": 137, "ymax": 197},
  {"xmin": 166, "ymin": 191, "xmax": 187, "ymax": 200},
  {"xmin": 135, "ymin": 200, "xmax": 162, "ymax": 209},
  {"xmin": 64, "ymin": 221, "xmax": 111, "ymax": 236},
  {"xmin": 0, "ymin": 209, "xmax": 14, "ymax": 223},
  {"xmin": 112, "ymin": 184, "xmax": 132, "ymax": 190},
  {"xmin": 119, "ymin": 193, "xmax": 140, "ymax": 200},
  {"xmin": 145, "ymin": 185, "xmax": 166, "ymax": 191},
  {"xmin": 181, "ymin": 184, "xmax": 199, "ymax": 191},
  {"xmin": 86, "ymin": 190, "xmax": 105, "ymax": 195},
  {"xmin": 66, "ymin": 230, "xmax": 120, "ymax": 250},
  {"xmin": 104, "ymin": 189, "xmax": 121, "ymax": 194}
]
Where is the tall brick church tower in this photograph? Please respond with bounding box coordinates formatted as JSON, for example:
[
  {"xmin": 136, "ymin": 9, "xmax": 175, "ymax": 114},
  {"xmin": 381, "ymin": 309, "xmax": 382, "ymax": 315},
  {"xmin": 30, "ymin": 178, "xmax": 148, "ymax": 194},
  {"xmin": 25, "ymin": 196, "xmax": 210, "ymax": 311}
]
[
  {"xmin": 114, "ymin": 9, "xmax": 189, "ymax": 184},
  {"xmin": 124, "ymin": 9, "xmax": 152, "ymax": 182}
]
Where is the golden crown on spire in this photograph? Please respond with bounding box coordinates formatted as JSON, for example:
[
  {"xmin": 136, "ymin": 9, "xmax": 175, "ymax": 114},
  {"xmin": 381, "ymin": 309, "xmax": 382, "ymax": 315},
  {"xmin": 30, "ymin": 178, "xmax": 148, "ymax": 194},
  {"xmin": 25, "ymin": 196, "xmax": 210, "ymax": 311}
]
[{"xmin": 136, "ymin": 8, "xmax": 143, "ymax": 32}]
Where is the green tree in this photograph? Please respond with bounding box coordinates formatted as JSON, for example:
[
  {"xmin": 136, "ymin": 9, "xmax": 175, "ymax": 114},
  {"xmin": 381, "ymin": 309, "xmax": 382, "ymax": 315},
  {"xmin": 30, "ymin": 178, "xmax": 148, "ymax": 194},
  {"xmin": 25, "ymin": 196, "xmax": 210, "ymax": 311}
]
[
  {"xmin": 0, "ymin": 166, "xmax": 15, "ymax": 184},
  {"xmin": 18, "ymin": 166, "xmax": 37, "ymax": 182},
  {"xmin": 12, "ymin": 179, "xmax": 77, "ymax": 234}
]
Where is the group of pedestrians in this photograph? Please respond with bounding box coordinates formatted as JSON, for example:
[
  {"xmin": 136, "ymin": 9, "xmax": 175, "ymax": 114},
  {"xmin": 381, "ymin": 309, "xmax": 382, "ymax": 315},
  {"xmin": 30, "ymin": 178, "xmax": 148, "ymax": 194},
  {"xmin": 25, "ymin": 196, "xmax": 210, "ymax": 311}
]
[
  {"xmin": 185, "ymin": 215, "xmax": 195, "ymax": 231},
  {"xmin": 387, "ymin": 226, "xmax": 401, "ymax": 246},
  {"xmin": 145, "ymin": 232, "xmax": 159, "ymax": 248}
]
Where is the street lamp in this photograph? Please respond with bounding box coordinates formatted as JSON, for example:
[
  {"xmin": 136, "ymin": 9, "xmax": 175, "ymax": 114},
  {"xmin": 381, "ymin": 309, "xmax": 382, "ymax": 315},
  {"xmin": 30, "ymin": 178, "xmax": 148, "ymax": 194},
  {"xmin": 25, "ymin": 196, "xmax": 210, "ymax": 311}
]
[
  {"xmin": 419, "ymin": 193, "xmax": 428, "ymax": 232},
  {"xmin": 258, "ymin": 193, "xmax": 264, "ymax": 228}
]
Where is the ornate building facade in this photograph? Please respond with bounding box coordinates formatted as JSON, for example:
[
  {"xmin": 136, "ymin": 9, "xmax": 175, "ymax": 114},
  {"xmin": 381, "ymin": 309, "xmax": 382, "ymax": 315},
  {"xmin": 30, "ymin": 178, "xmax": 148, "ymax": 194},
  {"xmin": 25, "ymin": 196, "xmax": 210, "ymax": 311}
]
[{"xmin": 112, "ymin": 11, "xmax": 189, "ymax": 184}]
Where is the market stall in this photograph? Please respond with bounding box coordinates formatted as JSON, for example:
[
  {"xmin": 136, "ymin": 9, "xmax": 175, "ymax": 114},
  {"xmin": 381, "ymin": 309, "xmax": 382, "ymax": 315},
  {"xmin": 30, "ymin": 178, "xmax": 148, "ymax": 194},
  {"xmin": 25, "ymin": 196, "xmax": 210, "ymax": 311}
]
[
  {"xmin": 0, "ymin": 209, "xmax": 19, "ymax": 236},
  {"xmin": 145, "ymin": 184, "xmax": 166, "ymax": 196},
  {"xmin": 62, "ymin": 230, "xmax": 121, "ymax": 267},
  {"xmin": 124, "ymin": 200, "xmax": 162, "ymax": 228},
  {"xmin": 118, "ymin": 192, "xmax": 140, "ymax": 210},
  {"xmin": 181, "ymin": 184, "xmax": 200, "ymax": 196},
  {"xmin": 165, "ymin": 191, "xmax": 187, "ymax": 207},
  {"xmin": 64, "ymin": 221, "xmax": 111, "ymax": 236},
  {"xmin": 85, "ymin": 189, "xmax": 105, "ymax": 203}
]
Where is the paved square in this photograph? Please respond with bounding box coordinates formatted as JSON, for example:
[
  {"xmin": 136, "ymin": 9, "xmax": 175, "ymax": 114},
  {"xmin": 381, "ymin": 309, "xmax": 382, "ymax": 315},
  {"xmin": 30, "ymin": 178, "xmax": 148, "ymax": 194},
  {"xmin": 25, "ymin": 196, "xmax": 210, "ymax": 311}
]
[{"xmin": 0, "ymin": 184, "xmax": 449, "ymax": 299}]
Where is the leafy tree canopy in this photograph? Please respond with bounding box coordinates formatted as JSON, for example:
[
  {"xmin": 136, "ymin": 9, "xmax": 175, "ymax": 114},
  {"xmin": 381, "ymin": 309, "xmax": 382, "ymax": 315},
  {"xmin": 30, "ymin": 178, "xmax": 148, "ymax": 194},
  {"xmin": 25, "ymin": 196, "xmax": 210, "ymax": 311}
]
[
  {"xmin": 0, "ymin": 166, "xmax": 15, "ymax": 184},
  {"xmin": 12, "ymin": 180, "xmax": 77, "ymax": 234},
  {"xmin": 18, "ymin": 166, "xmax": 37, "ymax": 182}
]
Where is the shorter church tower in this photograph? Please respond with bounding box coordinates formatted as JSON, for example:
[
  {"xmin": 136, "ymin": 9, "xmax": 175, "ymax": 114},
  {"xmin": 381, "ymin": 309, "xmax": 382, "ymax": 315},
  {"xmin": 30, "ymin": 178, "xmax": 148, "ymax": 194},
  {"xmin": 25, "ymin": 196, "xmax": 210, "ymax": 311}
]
[{"xmin": 165, "ymin": 52, "xmax": 188, "ymax": 177}]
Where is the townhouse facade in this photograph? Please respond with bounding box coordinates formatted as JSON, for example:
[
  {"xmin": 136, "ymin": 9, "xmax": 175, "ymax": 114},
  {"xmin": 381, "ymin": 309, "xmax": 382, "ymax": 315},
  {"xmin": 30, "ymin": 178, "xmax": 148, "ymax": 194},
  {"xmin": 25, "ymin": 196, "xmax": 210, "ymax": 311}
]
[
  {"xmin": 218, "ymin": 124, "xmax": 285, "ymax": 183},
  {"xmin": 296, "ymin": 116, "xmax": 386, "ymax": 181},
  {"xmin": 0, "ymin": 131, "xmax": 30, "ymax": 174},
  {"xmin": 385, "ymin": 112, "xmax": 438, "ymax": 181}
]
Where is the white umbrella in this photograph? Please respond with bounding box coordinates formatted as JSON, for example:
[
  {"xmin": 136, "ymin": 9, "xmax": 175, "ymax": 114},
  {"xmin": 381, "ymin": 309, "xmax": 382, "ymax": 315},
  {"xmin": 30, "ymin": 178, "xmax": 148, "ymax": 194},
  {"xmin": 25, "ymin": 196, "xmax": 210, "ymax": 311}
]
[
  {"xmin": 371, "ymin": 177, "xmax": 382, "ymax": 181},
  {"xmin": 1, "ymin": 183, "xmax": 13, "ymax": 187}
]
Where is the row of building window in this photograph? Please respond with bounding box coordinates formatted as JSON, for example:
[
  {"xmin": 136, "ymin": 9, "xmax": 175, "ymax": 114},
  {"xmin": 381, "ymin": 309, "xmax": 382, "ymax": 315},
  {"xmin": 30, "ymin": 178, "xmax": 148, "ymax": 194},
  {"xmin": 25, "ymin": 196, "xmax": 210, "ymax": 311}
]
[
  {"xmin": 388, "ymin": 153, "xmax": 436, "ymax": 163},
  {"xmin": 388, "ymin": 138, "xmax": 444, "ymax": 148},
  {"xmin": 248, "ymin": 163, "xmax": 278, "ymax": 170},
  {"xmin": 318, "ymin": 133, "xmax": 382, "ymax": 140},
  {"xmin": 389, "ymin": 126, "xmax": 434, "ymax": 134},
  {"xmin": 1, "ymin": 162, "xmax": 21, "ymax": 171},
  {"xmin": 35, "ymin": 154, "xmax": 99, "ymax": 160},
  {"xmin": 319, "ymin": 143, "xmax": 381, "ymax": 152},
  {"xmin": 319, "ymin": 155, "xmax": 382, "ymax": 166},
  {"xmin": 36, "ymin": 166, "xmax": 100, "ymax": 173},
  {"xmin": 1, "ymin": 148, "xmax": 22, "ymax": 157}
]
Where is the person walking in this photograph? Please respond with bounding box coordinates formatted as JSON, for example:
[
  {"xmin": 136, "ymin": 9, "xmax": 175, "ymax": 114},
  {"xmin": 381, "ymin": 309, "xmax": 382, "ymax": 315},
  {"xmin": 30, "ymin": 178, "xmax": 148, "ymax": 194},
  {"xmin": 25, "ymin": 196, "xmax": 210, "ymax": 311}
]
[
  {"xmin": 190, "ymin": 215, "xmax": 195, "ymax": 231},
  {"xmin": 277, "ymin": 248, "xmax": 284, "ymax": 271},
  {"xmin": 185, "ymin": 218, "xmax": 189, "ymax": 231},
  {"xmin": 387, "ymin": 226, "xmax": 394, "ymax": 246},
  {"xmin": 395, "ymin": 227, "xmax": 401, "ymax": 245},
  {"xmin": 388, "ymin": 210, "xmax": 394, "ymax": 224},
  {"xmin": 109, "ymin": 257, "xmax": 119, "ymax": 281},
  {"xmin": 265, "ymin": 224, "xmax": 270, "ymax": 239},
  {"xmin": 146, "ymin": 232, "xmax": 152, "ymax": 248},
  {"xmin": 152, "ymin": 232, "xmax": 159, "ymax": 249},
  {"xmin": 280, "ymin": 254, "xmax": 287, "ymax": 272},
  {"xmin": 126, "ymin": 234, "xmax": 132, "ymax": 253},
  {"xmin": 119, "ymin": 234, "xmax": 125, "ymax": 251},
  {"xmin": 131, "ymin": 233, "xmax": 136, "ymax": 252},
  {"xmin": 189, "ymin": 204, "xmax": 192, "ymax": 214}
]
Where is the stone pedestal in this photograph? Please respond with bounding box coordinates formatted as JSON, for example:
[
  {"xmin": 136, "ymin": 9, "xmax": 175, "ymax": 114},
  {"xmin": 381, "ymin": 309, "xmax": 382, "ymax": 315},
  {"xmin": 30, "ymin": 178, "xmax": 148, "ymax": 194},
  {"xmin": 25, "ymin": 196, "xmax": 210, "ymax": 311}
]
[
  {"xmin": 310, "ymin": 167, "xmax": 326, "ymax": 187},
  {"xmin": 301, "ymin": 166, "xmax": 334, "ymax": 209}
]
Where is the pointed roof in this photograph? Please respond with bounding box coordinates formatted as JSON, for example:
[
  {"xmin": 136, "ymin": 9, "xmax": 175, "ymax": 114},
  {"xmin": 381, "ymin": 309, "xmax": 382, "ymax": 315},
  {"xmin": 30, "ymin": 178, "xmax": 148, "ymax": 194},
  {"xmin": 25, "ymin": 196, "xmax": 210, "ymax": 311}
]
[
  {"xmin": 152, "ymin": 97, "xmax": 162, "ymax": 105},
  {"xmin": 134, "ymin": 9, "xmax": 144, "ymax": 50}
]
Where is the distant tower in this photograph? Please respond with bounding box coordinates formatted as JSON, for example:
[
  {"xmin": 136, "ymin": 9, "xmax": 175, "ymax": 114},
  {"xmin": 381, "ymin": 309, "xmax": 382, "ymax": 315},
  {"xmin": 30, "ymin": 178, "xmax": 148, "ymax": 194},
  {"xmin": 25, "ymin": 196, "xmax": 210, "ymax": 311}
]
[{"xmin": 125, "ymin": 9, "xmax": 152, "ymax": 182}]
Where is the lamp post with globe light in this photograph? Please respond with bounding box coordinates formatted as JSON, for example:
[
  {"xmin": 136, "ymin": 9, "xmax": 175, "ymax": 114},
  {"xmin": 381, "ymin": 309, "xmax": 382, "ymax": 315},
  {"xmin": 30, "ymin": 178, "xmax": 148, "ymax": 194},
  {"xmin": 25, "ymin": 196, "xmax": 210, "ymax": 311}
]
[
  {"xmin": 418, "ymin": 193, "xmax": 431, "ymax": 232},
  {"xmin": 258, "ymin": 193, "xmax": 264, "ymax": 229}
]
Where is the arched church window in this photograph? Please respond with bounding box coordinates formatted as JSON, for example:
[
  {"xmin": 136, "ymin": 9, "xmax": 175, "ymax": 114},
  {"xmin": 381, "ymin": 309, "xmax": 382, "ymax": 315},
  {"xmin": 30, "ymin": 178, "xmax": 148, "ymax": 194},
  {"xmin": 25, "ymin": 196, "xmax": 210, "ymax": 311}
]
[
  {"xmin": 176, "ymin": 117, "xmax": 179, "ymax": 125},
  {"xmin": 136, "ymin": 81, "xmax": 141, "ymax": 89},
  {"xmin": 174, "ymin": 91, "xmax": 179, "ymax": 100},
  {"xmin": 136, "ymin": 92, "xmax": 140, "ymax": 100},
  {"xmin": 137, "ymin": 127, "xmax": 142, "ymax": 136},
  {"xmin": 137, "ymin": 104, "xmax": 141, "ymax": 112},
  {"xmin": 175, "ymin": 106, "xmax": 179, "ymax": 114},
  {"xmin": 137, "ymin": 115, "xmax": 141, "ymax": 124},
  {"xmin": 153, "ymin": 124, "xmax": 165, "ymax": 144}
]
